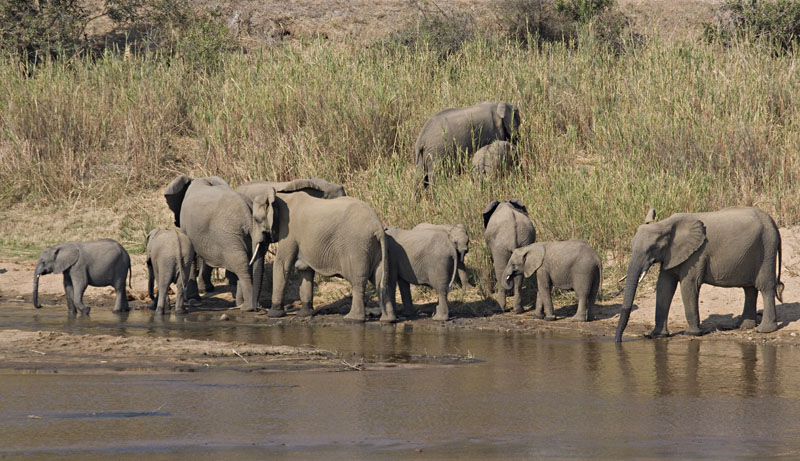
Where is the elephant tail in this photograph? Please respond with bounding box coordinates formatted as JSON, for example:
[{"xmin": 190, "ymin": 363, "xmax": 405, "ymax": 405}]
[
  {"xmin": 378, "ymin": 230, "xmax": 389, "ymax": 307},
  {"xmin": 597, "ymin": 261, "xmax": 604, "ymax": 302},
  {"xmin": 128, "ymin": 257, "xmax": 133, "ymax": 290},
  {"xmin": 448, "ymin": 252, "xmax": 458, "ymax": 291},
  {"xmin": 777, "ymin": 239, "xmax": 784, "ymax": 303}
]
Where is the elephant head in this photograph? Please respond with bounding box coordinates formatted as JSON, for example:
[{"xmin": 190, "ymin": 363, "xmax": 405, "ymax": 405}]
[
  {"xmin": 33, "ymin": 243, "xmax": 79, "ymax": 308},
  {"xmin": 250, "ymin": 187, "xmax": 277, "ymax": 264},
  {"xmin": 615, "ymin": 211, "xmax": 707, "ymax": 342},
  {"xmin": 448, "ymin": 224, "xmax": 470, "ymax": 262},
  {"xmin": 164, "ymin": 175, "xmax": 229, "ymax": 227},
  {"xmin": 500, "ymin": 243, "xmax": 544, "ymax": 291},
  {"xmin": 497, "ymin": 102, "xmax": 521, "ymax": 142},
  {"xmin": 482, "ymin": 198, "xmax": 528, "ymax": 229}
]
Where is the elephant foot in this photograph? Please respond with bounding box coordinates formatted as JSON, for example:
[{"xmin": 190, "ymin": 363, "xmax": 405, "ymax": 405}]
[
  {"xmin": 344, "ymin": 313, "xmax": 366, "ymax": 323},
  {"xmin": 199, "ymin": 283, "xmax": 215, "ymax": 293},
  {"xmin": 756, "ymin": 321, "xmax": 778, "ymax": 333},
  {"xmin": 432, "ymin": 312, "xmax": 449, "ymax": 321},
  {"xmin": 155, "ymin": 308, "xmax": 166, "ymax": 315},
  {"xmin": 531, "ymin": 310, "xmax": 545, "ymax": 320},
  {"xmin": 544, "ymin": 315, "xmax": 556, "ymax": 322},
  {"xmin": 148, "ymin": 301, "xmax": 157, "ymax": 311},
  {"xmin": 174, "ymin": 307, "xmax": 188, "ymax": 315},
  {"xmin": 380, "ymin": 313, "xmax": 398, "ymax": 323},
  {"xmin": 649, "ymin": 327, "xmax": 670, "ymax": 338},
  {"xmin": 685, "ymin": 326, "xmax": 703, "ymax": 336},
  {"xmin": 297, "ymin": 306, "xmax": 314, "ymax": 317},
  {"xmin": 738, "ymin": 318, "xmax": 757, "ymax": 330},
  {"xmin": 267, "ymin": 307, "xmax": 286, "ymax": 318},
  {"xmin": 513, "ymin": 306, "xmax": 525, "ymax": 315},
  {"xmin": 571, "ymin": 313, "xmax": 589, "ymax": 322}
]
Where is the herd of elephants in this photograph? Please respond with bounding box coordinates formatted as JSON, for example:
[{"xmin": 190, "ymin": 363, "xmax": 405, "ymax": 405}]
[{"xmin": 30, "ymin": 102, "xmax": 785, "ymax": 343}]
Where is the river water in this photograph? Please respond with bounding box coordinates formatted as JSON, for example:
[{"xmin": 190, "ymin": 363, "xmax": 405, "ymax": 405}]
[{"xmin": 2, "ymin": 304, "xmax": 800, "ymax": 458}]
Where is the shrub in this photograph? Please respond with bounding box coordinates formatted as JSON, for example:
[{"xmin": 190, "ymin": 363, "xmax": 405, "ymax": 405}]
[
  {"xmin": 387, "ymin": 0, "xmax": 476, "ymax": 59},
  {"xmin": 0, "ymin": 0, "xmax": 88, "ymax": 59},
  {"xmin": 704, "ymin": 0, "xmax": 800, "ymax": 50}
]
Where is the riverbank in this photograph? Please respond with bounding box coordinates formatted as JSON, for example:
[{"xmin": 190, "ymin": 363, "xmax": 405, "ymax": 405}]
[{"xmin": 3, "ymin": 224, "xmax": 800, "ymax": 346}]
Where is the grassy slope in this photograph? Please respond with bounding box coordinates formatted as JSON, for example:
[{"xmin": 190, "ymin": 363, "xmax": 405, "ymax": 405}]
[{"xmin": 1, "ymin": 7, "xmax": 798, "ymax": 293}]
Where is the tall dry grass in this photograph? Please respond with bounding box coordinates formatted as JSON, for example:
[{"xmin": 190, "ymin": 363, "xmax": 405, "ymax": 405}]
[{"xmin": 1, "ymin": 35, "xmax": 799, "ymax": 291}]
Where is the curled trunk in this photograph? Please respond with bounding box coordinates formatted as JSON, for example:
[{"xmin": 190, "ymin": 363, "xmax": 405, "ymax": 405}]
[
  {"xmin": 500, "ymin": 266, "xmax": 515, "ymax": 291},
  {"xmin": 615, "ymin": 256, "xmax": 647, "ymax": 342}
]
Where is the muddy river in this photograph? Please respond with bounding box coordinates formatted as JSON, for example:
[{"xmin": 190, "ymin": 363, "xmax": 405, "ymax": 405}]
[{"xmin": 2, "ymin": 304, "xmax": 800, "ymax": 458}]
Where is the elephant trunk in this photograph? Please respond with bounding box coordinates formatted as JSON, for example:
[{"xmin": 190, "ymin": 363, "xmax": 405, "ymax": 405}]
[
  {"xmin": 250, "ymin": 240, "xmax": 267, "ymax": 312},
  {"xmin": 500, "ymin": 264, "xmax": 515, "ymax": 292},
  {"xmin": 32, "ymin": 264, "xmax": 42, "ymax": 309},
  {"xmin": 615, "ymin": 254, "xmax": 650, "ymax": 342}
]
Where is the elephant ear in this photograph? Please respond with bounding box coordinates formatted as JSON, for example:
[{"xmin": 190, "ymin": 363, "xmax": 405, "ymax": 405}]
[
  {"xmin": 522, "ymin": 244, "xmax": 545, "ymax": 278},
  {"xmin": 164, "ymin": 175, "xmax": 192, "ymax": 227},
  {"xmin": 663, "ymin": 218, "xmax": 706, "ymax": 270},
  {"xmin": 645, "ymin": 208, "xmax": 657, "ymax": 224},
  {"xmin": 497, "ymin": 102, "xmax": 520, "ymax": 140},
  {"xmin": 52, "ymin": 243, "xmax": 80, "ymax": 274},
  {"xmin": 482, "ymin": 200, "xmax": 500, "ymax": 229},
  {"xmin": 253, "ymin": 188, "xmax": 277, "ymax": 237},
  {"xmin": 508, "ymin": 198, "xmax": 528, "ymax": 215},
  {"xmin": 308, "ymin": 177, "xmax": 346, "ymax": 198},
  {"xmin": 277, "ymin": 179, "xmax": 328, "ymax": 198}
]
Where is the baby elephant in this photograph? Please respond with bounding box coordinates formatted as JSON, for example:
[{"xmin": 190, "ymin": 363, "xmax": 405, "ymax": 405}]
[
  {"xmin": 502, "ymin": 240, "xmax": 601, "ymax": 321},
  {"xmin": 472, "ymin": 140, "xmax": 516, "ymax": 176},
  {"xmin": 385, "ymin": 226, "xmax": 458, "ymax": 321},
  {"xmin": 411, "ymin": 222, "xmax": 472, "ymax": 289},
  {"xmin": 33, "ymin": 239, "xmax": 131, "ymax": 315},
  {"xmin": 146, "ymin": 228, "xmax": 195, "ymax": 315}
]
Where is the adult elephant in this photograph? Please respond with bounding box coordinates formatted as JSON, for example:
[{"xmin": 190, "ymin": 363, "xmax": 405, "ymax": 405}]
[
  {"xmin": 250, "ymin": 179, "xmax": 395, "ymax": 322},
  {"xmin": 415, "ymin": 101, "xmax": 521, "ymax": 186},
  {"xmin": 615, "ymin": 207, "xmax": 784, "ymax": 342},
  {"xmin": 164, "ymin": 175, "xmax": 268, "ymax": 312}
]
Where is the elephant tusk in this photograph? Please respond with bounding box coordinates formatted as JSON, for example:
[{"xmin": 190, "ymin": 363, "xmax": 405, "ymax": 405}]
[
  {"xmin": 638, "ymin": 268, "xmax": 649, "ymax": 283},
  {"xmin": 617, "ymin": 274, "xmax": 627, "ymax": 283},
  {"xmin": 249, "ymin": 243, "xmax": 261, "ymax": 266}
]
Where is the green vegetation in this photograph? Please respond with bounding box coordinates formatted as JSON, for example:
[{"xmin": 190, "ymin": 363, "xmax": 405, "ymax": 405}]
[
  {"xmin": 705, "ymin": 0, "xmax": 800, "ymax": 50},
  {"xmin": 1, "ymin": 9, "xmax": 799, "ymax": 293}
]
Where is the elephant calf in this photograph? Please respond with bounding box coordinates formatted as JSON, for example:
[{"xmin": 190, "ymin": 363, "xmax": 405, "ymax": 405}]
[
  {"xmin": 33, "ymin": 239, "xmax": 131, "ymax": 315},
  {"xmin": 146, "ymin": 228, "xmax": 195, "ymax": 315},
  {"xmin": 483, "ymin": 199, "xmax": 536, "ymax": 312},
  {"xmin": 472, "ymin": 140, "xmax": 517, "ymax": 176},
  {"xmin": 502, "ymin": 240, "xmax": 602, "ymax": 321},
  {"xmin": 411, "ymin": 222, "xmax": 472, "ymax": 289},
  {"xmin": 385, "ymin": 226, "xmax": 458, "ymax": 321}
]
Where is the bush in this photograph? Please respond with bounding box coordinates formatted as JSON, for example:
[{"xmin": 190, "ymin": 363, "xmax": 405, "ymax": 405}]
[
  {"xmin": 0, "ymin": 0, "xmax": 88, "ymax": 59},
  {"xmin": 387, "ymin": 0, "xmax": 476, "ymax": 59},
  {"xmin": 704, "ymin": 0, "xmax": 800, "ymax": 50},
  {"xmin": 555, "ymin": 0, "xmax": 615, "ymax": 23}
]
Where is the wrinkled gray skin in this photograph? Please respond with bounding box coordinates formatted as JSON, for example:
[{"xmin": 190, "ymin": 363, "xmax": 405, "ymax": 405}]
[
  {"xmin": 385, "ymin": 226, "xmax": 458, "ymax": 321},
  {"xmin": 483, "ymin": 199, "xmax": 536, "ymax": 312},
  {"xmin": 412, "ymin": 222, "xmax": 472, "ymax": 289},
  {"xmin": 250, "ymin": 179, "xmax": 394, "ymax": 322},
  {"xmin": 146, "ymin": 228, "xmax": 195, "ymax": 315},
  {"xmin": 164, "ymin": 175, "xmax": 268, "ymax": 312},
  {"xmin": 415, "ymin": 101, "xmax": 521, "ymax": 186},
  {"xmin": 616, "ymin": 206, "xmax": 784, "ymax": 342},
  {"xmin": 502, "ymin": 240, "xmax": 601, "ymax": 322},
  {"xmin": 33, "ymin": 239, "xmax": 131, "ymax": 315},
  {"xmin": 472, "ymin": 140, "xmax": 517, "ymax": 176}
]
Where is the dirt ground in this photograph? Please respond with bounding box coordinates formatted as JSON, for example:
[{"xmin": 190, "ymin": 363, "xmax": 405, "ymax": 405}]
[{"xmin": 3, "ymin": 226, "xmax": 800, "ymax": 349}]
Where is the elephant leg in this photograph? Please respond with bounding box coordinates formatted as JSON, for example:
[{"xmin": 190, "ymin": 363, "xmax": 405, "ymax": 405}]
[
  {"xmin": 198, "ymin": 259, "xmax": 215, "ymax": 293},
  {"xmin": 235, "ymin": 281, "xmax": 244, "ymax": 307},
  {"xmin": 398, "ymin": 279, "xmax": 414, "ymax": 316},
  {"xmin": 155, "ymin": 271, "xmax": 170, "ymax": 315},
  {"xmin": 739, "ymin": 286, "xmax": 758, "ymax": 330},
  {"xmin": 297, "ymin": 269, "xmax": 315, "ymax": 317},
  {"xmin": 63, "ymin": 274, "xmax": 77, "ymax": 314},
  {"xmin": 184, "ymin": 257, "xmax": 200, "ymax": 301},
  {"xmin": 344, "ymin": 277, "xmax": 367, "ymax": 323},
  {"xmin": 538, "ymin": 278, "xmax": 555, "ymax": 321},
  {"xmin": 512, "ymin": 274, "xmax": 525, "ymax": 314},
  {"xmin": 757, "ymin": 286, "xmax": 779, "ymax": 333},
  {"xmin": 269, "ymin": 252, "xmax": 295, "ymax": 318},
  {"xmin": 679, "ymin": 279, "xmax": 702, "ymax": 336},
  {"xmin": 493, "ymin": 258, "xmax": 508, "ymax": 310},
  {"xmin": 432, "ymin": 284, "xmax": 450, "ymax": 321},
  {"xmin": 532, "ymin": 291, "xmax": 545, "ymax": 319},
  {"xmin": 70, "ymin": 273, "xmax": 90, "ymax": 315},
  {"xmin": 573, "ymin": 293, "xmax": 590, "ymax": 322},
  {"xmin": 174, "ymin": 275, "xmax": 186, "ymax": 314},
  {"xmin": 112, "ymin": 276, "xmax": 129, "ymax": 313},
  {"xmin": 457, "ymin": 261, "xmax": 473, "ymax": 290},
  {"xmin": 651, "ymin": 271, "xmax": 679, "ymax": 337}
]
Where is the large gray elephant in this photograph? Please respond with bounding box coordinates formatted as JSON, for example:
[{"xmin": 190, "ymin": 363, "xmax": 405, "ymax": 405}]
[
  {"xmin": 483, "ymin": 199, "xmax": 536, "ymax": 312},
  {"xmin": 146, "ymin": 228, "xmax": 195, "ymax": 315},
  {"xmin": 32, "ymin": 239, "xmax": 131, "ymax": 314},
  {"xmin": 249, "ymin": 179, "xmax": 395, "ymax": 322},
  {"xmin": 164, "ymin": 175, "xmax": 268, "ymax": 312},
  {"xmin": 385, "ymin": 226, "xmax": 458, "ymax": 321},
  {"xmin": 412, "ymin": 222, "xmax": 472, "ymax": 289},
  {"xmin": 415, "ymin": 101, "xmax": 521, "ymax": 186},
  {"xmin": 501, "ymin": 240, "xmax": 602, "ymax": 321},
  {"xmin": 616, "ymin": 206, "xmax": 784, "ymax": 342}
]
